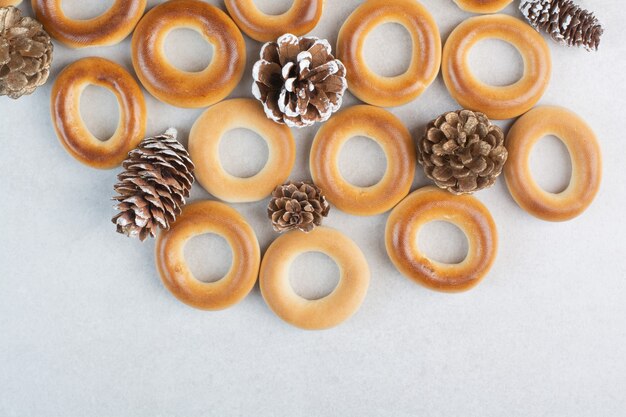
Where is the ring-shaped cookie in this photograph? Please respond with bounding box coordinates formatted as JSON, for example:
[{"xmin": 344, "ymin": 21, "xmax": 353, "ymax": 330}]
[
  {"xmin": 453, "ymin": 0, "xmax": 513, "ymax": 13},
  {"xmin": 260, "ymin": 227, "xmax": 370, "ymax": 330},
  {"xmin": 442, "ymin": 14, "xmax": 551, "ymax": 120},
  {"xmin": 131, "ymin": 0, "xmax": 246, "ymax": 108},
  {"xmin": 224, "ymin": 0, "xmax": 323, "ymax": 42},
  {"xmin": 1, "ymin": 1, "xmax": 22, "ymax": 6},
  {"xmin": 504, "ymin": 106, "xmax": 602, "ymax": 222},
  {"xmin": 189, "ymin": 98, "xmax": 296, "ymax": 203},
  {"xmin": 155, "ymin": 200, "xmax": 261, "ymax": 310},
  {"xmin": 337, "ymin": 0, "xmax": 441, "ymax": 107},
  {"xmin": 51, "ymin": 57, "xmax": 146, "ymax": 169},
  {"xmin": 385, "ymin": 187, "xmax": 498, "ymax": 292},
  {"xmin": 310, "ymin": 105, "xmax": 416, "ymax": 216},
  {"xmin": 32, "ymin": 0, "xmax": 146, "ymax": 48}
]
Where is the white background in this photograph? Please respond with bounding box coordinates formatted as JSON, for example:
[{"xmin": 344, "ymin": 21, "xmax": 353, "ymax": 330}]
[{"xmin": 1, "ymin": 0, "xmax": 625, "ymax": 416}]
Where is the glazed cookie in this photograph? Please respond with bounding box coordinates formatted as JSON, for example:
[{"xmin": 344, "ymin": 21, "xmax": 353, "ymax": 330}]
[
  {"xmin": 442, "ymin": 14, "xmax": 551, "ymax": 120},
  {"xmin": 504, "ymin": 106, "xmax": 602, "ymax": 222},
  {"xmin": 310, "ymin": 105, "xmax": 416, "ymax": 216},
  {"xmin": 155, "ymin": 201, "xmax": 260, "ymax": 310},
  {"xmin": 337, "ymin": 0, "xmax": 441, "ymax": 107},
  {"xmin": 453, "ymin": 0, "xmax": 513, "ymax": 13},
  {"xmin": 32, "ymin": 0, "xmax": 146, "ymax": 48},
  {"xmin": 260, "ymin": 227, "xmax": 370, "ymax": 330},
  {"xmin": 51, "ymin": 57, "xmax": 146, "ymax": 169},
  {"xmin": 131, "ymin": 0, "xmax": 246, "ymax": 108},
  {"xmin": 386, "ymin": 187, "xmax": 498, "ymax": 292},
  {"xmin": 225, "ymin": 0, "xmax": 323, "ymax": 42},
  {"xmin": 189, "ymin": 99, "xmax": 296, "ymax": 203}
]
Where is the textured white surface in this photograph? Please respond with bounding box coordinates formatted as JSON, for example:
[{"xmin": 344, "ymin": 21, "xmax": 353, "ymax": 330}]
[{"xmin": 1, "ymin": 1, "xmax": 625, "ymax": 416}]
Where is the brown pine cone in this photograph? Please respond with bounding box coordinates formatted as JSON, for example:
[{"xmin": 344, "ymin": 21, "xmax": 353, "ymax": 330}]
[
  {"xmin": 0, "ymin": 6, "xmax": 52, "ymax": 99},
  {"xmin": 268, "ymin": 181, "xmax": 330, "ymax": 233},
  {"xmin": 112, "ymin": 129, "xmax": 195, "ymax": 241},
  {"xmin": 418, "ymin": 110, "xmax": 508, "ymax": 195},
  {"xmin": 252, "ymin": 33, "xmax": 347, "ymax": 128},
  {"xmin": 520, "ymin": 0, "xmax": 603, "ymax": 51}
]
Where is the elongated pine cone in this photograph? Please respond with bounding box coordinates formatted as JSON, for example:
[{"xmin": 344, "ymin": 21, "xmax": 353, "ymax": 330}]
[
  {"xmin": 268, "ymin": 181, "xmax": 330, "ymax": 233},
  {"xmin": 252, "ymin": 33, "xmax": 347, "ymax": 128},
  {"xmin": 0, "ymin": 6, "xmax": 52, "ymax": 98},
  {"xmin": 418, "ymin": 110, "xmax": 508, "ymax": 195},
  {"xmin": 520, "ymin": 0, "xmax": 603, "ymax": 51},
  {"xmin": 112, "ymin": 129, "xmax": 195, "ymax": 241}
]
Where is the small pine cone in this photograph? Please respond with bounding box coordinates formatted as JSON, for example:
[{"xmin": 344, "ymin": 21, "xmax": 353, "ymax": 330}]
[
  {"xmin": 252, "ymin": 33, "xmax": 347, "ymax": 128},
  {"xmin": 418, "ymin": 110, "xmax": 508, "ymax": 195},
  {"xmin": 112, "ymin": 129, "xmax": 195, "ymax": 241},
  {"xmin": 268, "ymin": 181, "xmax": 330, "ymax": 233},
  {"xmin": 520, "ymin": 0, "xmax": 603, "ymax": 51},
  {"xmin": 0, "ymin": 6, "xmax": 53, "ymax": 99}
]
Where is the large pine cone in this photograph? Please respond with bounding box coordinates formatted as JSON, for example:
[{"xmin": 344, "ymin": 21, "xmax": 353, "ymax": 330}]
[
  {"xmin": 268, "ymin": 181, "xmax": 330, "ymax": 233},
  {"xmin": 0, "ymin": 6, "xmax": 52, "ymax": 98},
  {"xmin": 252, "ymin": 33, "xmax": 347, "ymax": 128},
  {"xmin": 520, "ymin": 0, "xmax": 603, "ymax": 51},
  {"xmin": 418, "ymin": 110, "xmax": 508, "ymax": 195},
  {"xmin": 112, "ymin": 129, "xmax": 195, "ymax": 241}
]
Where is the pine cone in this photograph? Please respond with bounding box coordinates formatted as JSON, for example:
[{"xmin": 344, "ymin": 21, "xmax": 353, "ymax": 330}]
[
  {"xmin": 520, "ymin": 0, "xmax": 603, "ymax": 51},
  {"xmin": 252, "ymin": 33, "xmax": 347, "ymax": 128},
  {"xmin": 0, "ymin": 6, "xmax": 52, "ymax": 99},
  {"xmin": 268, "ymin": 181, "xmax": 330, "ymax": 233},
  {"xmin": 418, "ymin": 110, "xmax": 508, "ymax": 195},
  {"xmin": 112, "ymin": 129, "xmax": 195, "ymax": 241}
]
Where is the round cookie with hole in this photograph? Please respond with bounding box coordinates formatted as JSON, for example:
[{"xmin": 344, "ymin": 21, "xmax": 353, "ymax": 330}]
[
  {"xmin": 189, "ymin": 98, "xmax": 296, "ymax": 203},
  {"xmin": 385, "ymin": 187, "xmax": 498, "ymax": 292}
]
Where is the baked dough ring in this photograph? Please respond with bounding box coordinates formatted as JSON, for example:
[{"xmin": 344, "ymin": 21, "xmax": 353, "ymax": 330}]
[
  {"xmin": 189, "ymin": 98, "xmax": 296, "ymax": 203},
  {"xmin": 31, "ymin": 0, "xmax": 146, "ymax": 48},
  {"xmin": 260, "ymin": 227, "xmax": 370, "ymax": 330},
  {"xmin": 51, "ymin": 57, "xmax": 146, "ymax": 169},
  {"xmin": 310, "ymin": 105, "xmax": 415, "ymax": 216},
  {"xmin": 442, "ymin": 14, "xmax": 551, "ymax": 120},
  {"xmin": 155, "ymin": 200, "xmax": 260, "ymax": 310},
  {"xmin": 224, "ymin": 0, "xmax": 323, "ymax": 42},
  {"xmin": 337, "ymin": 0, "xmax": 441, "ymax": 107},
  {"xmin": 504, "ymin": 106, "xmax": 602, "ymax": 222},
  {"xmin": 1, "ymin": 1, "xmax": 22, "ymax": 6},
  {"xmin": 131, "ymin": 0, "xmax": 246, "ymax": 108},
  {"xmin": 385, "ymin": 187, "xmax": 498, "ymax": 292},
  {"xmin": 453, "ymin": 0, "xmax": 513, "ymax": 13}
]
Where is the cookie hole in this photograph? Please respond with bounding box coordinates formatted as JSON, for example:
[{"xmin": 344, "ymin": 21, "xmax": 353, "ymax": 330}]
[
  {"xmin": 184, "ymin": 233, "xmax": 233, "ymax": 283},
  {"xmin": 418, "ymin": 221, "xmax": 469, "ymax": 264},
  {"xmin": 61, "ymin": 0, "xmax": 114, "ymax": 20},
  {"xmin": 363, "ymin": 23, "xmax": 412, "ymax": 77},
  {"xmin": 79, "ymin": 85, "xmax": 120, "ymax": 142},
  {"xmin": 289, "ymin": 252, "xmax": 340, "ymax": 300},
  {"xmin": 220, "ymin": 128, "xmax": 269, "ymax": 178},
  {"xmin": 468, "ymin": 39, "xmax": 524, "ymax": 87},
  {"xmin": 339, "ymin": 136, "xmax": 387, "ymax": 187},
  {"xmin": 253, "ymin": 0, "xmax": 293, "ymax": 15},
  {"xmin": 164, "ymin": 28, "xmax": 213, "ymax": 73},
  {"xmin": 530, "ymin": 135, "xmax": 573, "ymax": 194}
]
